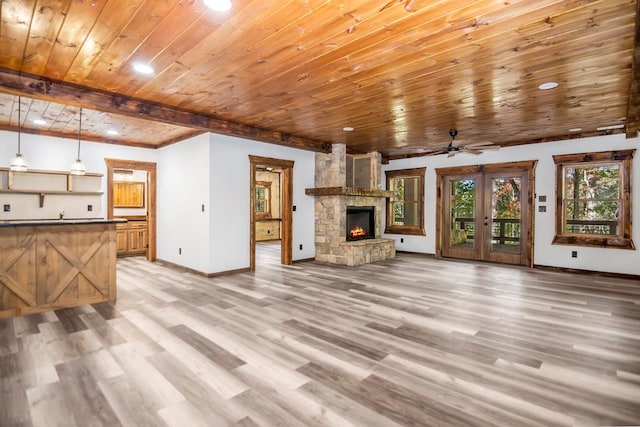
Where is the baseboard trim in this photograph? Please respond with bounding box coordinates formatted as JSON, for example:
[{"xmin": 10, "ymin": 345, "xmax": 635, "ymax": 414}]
[
  {"xmin": 533, "ymin": 264, "xmax": 640, "ymax": 281},
  {"xmin": 292, "ymin": 257, "xmax": 315, "ymax": 264},
  {"xmin": 154, "ymin": 258, "xmax": 250, "ymax": 278},
  {"xmin": 396, "ymin": 250, "xmax": 436, "ymax": 257}
]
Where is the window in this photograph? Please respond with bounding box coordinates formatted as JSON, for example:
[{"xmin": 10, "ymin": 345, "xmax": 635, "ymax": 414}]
[
  {"xmin": 385, "ymin": 167, "xmax": 426, "ymax": 235},
  {"xmin": 553, "ymin": 150, "xmax": 635, "ymax": 249},
  {"xmin": 255, "ymin": 181, "xmax": 271, "ymax": 219}
]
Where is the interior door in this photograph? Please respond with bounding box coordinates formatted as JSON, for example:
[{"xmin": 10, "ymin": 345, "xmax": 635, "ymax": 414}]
[{"xmin": 438, "ymin": 161, "xmax": 535, "ymax": 267}]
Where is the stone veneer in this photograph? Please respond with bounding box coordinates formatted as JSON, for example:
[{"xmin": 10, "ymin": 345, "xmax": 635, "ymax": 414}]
[{"xmin": 307, "ymin": 144, "xmax": 395, "ymax": 266}]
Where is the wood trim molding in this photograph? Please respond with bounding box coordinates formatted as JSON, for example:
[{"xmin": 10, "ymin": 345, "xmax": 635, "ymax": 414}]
[
  {"xmin": 249, "ymin": 155, "xmax": 294, "ymax": 272},
  {"xmin": 105, "ymin": 158, "xmax": 157, "ymax": 262},
  {"xmin": 0, "ymin": 68, "xmax": 331, "ymax": 153}
]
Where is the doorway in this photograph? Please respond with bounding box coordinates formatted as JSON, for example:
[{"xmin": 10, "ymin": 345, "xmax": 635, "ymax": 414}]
[
  {"xmin": 105, "ymin": 158, "xmax": 157, "ymax": 262},
  {"xmin": 249, "ymin": 155, "xmax": 294, "ymax": 272},
  {"xmin": 436, "ymin": 161, "xmax": 536, "ymax": 267}
]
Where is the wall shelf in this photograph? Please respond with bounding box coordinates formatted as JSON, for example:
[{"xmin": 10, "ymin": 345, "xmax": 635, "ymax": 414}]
[{"xmin": 0, "ymin": 168, "xmax": 103, "ymax": 209}]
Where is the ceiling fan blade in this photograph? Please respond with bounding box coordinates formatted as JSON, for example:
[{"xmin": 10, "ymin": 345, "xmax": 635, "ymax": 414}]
[{"xmin": 464, "ymin": 141, "xmax": 495, "ymax": 148}]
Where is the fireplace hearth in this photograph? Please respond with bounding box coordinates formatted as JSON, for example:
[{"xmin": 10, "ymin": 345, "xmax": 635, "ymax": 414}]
[{"xmin": 346, "ymin": 206, "xmax": 375, "ymax": 241}]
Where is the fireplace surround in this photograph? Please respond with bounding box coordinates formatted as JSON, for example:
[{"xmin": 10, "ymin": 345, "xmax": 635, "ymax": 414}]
[{"xmin": 306, "ymin": 143, "xmax": 395, "ymax": 266}]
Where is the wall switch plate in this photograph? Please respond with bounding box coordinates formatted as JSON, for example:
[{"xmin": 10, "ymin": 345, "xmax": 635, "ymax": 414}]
[
  {"xmin": 400, "ymin": 238, "xmax": 404, "ymax": 243},
  {"xmin": 202, "ymin": 204, "xmax": 205, "ymax": 212},
  {"xmin": 538, "ymin": 195, "xmax": 547, "ymax": 202},
  {"xmin": 179, "ymin": 248, "xmax": 182, "ymax": 255},
  {"xmin": 293, "ymin": 205, "xmax": 297, "ymax": 212},
  {"xmin": 87, "ymin": 204, "xmax": 93, "ymax": 211},
  {"xmin": 3, "ymin": 204, "xmax": 9, "ymax": 212},
  {"xmin": 299, "ymin": 244, "xmax": 303, "ymax": 250},
  {"xmin": 538, "ymin": 206, "xmax": 546, "ymax": 212},
  {"xmin": 571, "ymin": 250, "xmax": 577, "ymax": 258}
]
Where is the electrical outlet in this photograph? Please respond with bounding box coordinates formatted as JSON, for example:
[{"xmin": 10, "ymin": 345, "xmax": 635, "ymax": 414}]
[
  {"xmin": 400, "ymin": 238, "xmax": 404, "ymax": 243},
  {"xmin": 293, "ymin": 205, "xmax": 297, "ymax": 211},
  {"xmin": 538, "ymin": 205, "xmax": 546, "ymax": 213},
  {"xmin": 179, "ymin": 248, "xmax": 182, "ymax": 255},
  {"xmin": 571, "ymin": 250, "xmax": 577, "ymax": 258},
  {"xmin": 3, "ymin": 204, "xmax": 10, "ymax": 212},
  {"xmin": 87, "ymin": 204, "xmax": 93, "ymax": 212},
  {"xmin": 299, "ymin": 244, "xmax": 303, "ymax": 250},
  {"xmin": 538, "ymin": 195, "xmax": 547, "ymax": 202}
]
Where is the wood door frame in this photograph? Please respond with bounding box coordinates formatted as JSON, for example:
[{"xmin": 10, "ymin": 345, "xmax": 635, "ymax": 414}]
[
  {"xmin": 436, "ymin": 160, "xmax": 537, "ymax": 267},
  {"xmin": 105, "ymin": 158, "xmax": 157, "ymax": 262},
  {"xmin": 249, "ymin": 155, "xmax": 294, "ymax": 271}
]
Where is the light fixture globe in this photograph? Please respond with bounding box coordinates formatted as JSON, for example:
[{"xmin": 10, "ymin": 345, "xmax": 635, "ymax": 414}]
[
  {"xmin": 70, "ymin": 158, "xmax": 86, "ymax": 176},
  {"xmin": 204, "ymin": 0, "xmax": 232, "ymax": 11},
  {"xmin": 10, "ymin": 153, "xmax": 28, "ymax": 172}
]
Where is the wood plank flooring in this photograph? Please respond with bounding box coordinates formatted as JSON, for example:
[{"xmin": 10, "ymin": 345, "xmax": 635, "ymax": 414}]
[{"xmin": 1, "ymin": 242, "xmax": 639, "ymax": 426}]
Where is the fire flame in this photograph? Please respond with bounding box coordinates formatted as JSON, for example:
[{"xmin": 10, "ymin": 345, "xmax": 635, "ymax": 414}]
[{"xmin": 349, "ymin": 226, "xmax": 366, "ymax": 238}]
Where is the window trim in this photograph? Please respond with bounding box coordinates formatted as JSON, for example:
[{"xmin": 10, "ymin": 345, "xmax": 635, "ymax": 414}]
[
  {"xmin": 552, "ymin": 149, "xmax": 635, "ymax": 250},
  {"xmin": 385, "ymin": 167, "xmax": 426, "ymax": 236},
  {"xmin": 255, "ymin": 180, "xmax": 272, "ymax": 219}
]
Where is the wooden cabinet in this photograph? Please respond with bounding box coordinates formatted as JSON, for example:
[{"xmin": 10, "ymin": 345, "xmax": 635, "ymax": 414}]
[
  {"xmin": 116, "ymin": 219, "xmax": 147, "ymax": 256},
  {"xmin": 256, "ymin": 218, "xmax": 281, "ymax": 241}
]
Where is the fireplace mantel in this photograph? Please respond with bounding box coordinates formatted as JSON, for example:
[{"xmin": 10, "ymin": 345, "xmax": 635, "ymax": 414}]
[{"xmin": 305, "ymin": 186, "xmax": 393, "ymax": 198}]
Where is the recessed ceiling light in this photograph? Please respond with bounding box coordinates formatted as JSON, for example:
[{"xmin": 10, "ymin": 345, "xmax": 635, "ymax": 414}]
[
  {"xmin": 107, "ymin": 129, "xmax": 119, "ymax": 135},
  {"xmin": 204, "ymin": 0, "xmax": 232, "ymax": 11},
  {"xmin": 596, "ymin": 124, "xmax": 625, "ymax": 131},
  {"xmin": 569, "ymin": 128, "xmax": 582, "ymax": 132},
  {"xmin": 32, "ymin": 119, "xmax": 46, "ymax": 125},
  {"xmin": 343, "ymin": 126, "xmax": 354, "ymax": 132},
  {"xmin": 538, "ymin": 82, "xmax": 558, "ymax": 90},
  {"xmin": 133, "ymin": 62, "xmax": 154, "ymax": 75}
]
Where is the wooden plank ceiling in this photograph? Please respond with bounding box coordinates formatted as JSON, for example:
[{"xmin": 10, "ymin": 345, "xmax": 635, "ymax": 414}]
[{"xmin": 0, "ymin": 0, "xmax": 637, "ymax": 158}]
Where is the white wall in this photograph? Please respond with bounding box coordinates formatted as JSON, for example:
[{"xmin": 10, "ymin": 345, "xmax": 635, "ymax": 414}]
[
  {"xmin": 383, "ymin": 133, "xmax": 640, "ymax": 275},
  {"xmin": 0, "ymin": 130, "xmax": 157, "ymax": 220},
  {"xmin": 209, "ymin": 134, "xmax": 316, "ymax": 273},
  {"xmin": 156, "ymin": 133, "xmax": 212, "ymax": 272}
]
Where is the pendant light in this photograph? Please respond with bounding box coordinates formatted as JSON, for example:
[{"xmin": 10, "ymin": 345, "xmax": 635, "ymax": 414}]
[
  {"xmin": 70, "ymin": 107, "xmax": 86, "ymax": 176},
  {"xmin": 9, "ymin": 96, "xmax": 28, "ymax": 172}
]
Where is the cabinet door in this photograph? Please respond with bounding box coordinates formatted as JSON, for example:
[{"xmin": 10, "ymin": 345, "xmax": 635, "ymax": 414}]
[
  {"xmin": 116, "ymin": 230, "xmax": 128, "ymax": 253},
  {"xmin": 127, "ymin": 229, "xmax": 145, "ymax": 253}
]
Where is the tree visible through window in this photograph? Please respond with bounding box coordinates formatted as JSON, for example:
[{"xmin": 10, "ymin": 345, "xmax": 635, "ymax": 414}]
[
  {"xmin": 553, "ymin": 150, "xmax": 635, "ymax": 249},
  {"xmin": 385, "ymin": 168, "xmax": 426, "ymax": 235},
  {"xmin": 255, "ymin": 181, "xmax": 271, "ymax": 219}
]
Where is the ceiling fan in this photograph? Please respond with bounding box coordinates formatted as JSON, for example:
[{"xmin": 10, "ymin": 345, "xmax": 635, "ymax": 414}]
[{"xmin": 433, "ymin": 129, "xmax": 500, "ymax": 157}]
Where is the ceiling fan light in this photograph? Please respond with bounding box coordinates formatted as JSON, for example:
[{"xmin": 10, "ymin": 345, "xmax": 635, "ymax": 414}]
[
  {"xmin": 10, "ymin": 153, "xmax": 28, "ymax": 172},
  {"xmin": 70, "ymin": 158, "xmax": 86, "ymax": 176},
  {"xmin": 204, "ymin": 0, "xmax": 232, "ymax": 11}
]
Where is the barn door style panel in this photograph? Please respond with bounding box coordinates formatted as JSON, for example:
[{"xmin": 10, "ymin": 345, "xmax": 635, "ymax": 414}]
[
  {"xmin": 0, "ymin": 228, "xmax": 38, "ymax": 317},
  {"xmin": 0, "ymin": 223, "xmax": 117, "ymax": 318}
]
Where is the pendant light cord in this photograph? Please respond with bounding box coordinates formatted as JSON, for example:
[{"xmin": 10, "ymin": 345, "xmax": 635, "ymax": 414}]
[
  {"xmin": 17, "ymin": 96, "xmax": 21, "ymax": 154},
  {"xmin": 77, "ymin": 107, "xmax": 82, "ymax": 159}
]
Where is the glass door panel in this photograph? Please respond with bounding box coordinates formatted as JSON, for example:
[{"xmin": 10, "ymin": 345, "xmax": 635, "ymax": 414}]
[
  {"xmin": 450, "ymin": 178, "xmax": 476, "ymax": 250},
  {"xmin": 490, "ymin": 176, "xmax": 522, "ymax": 255}
]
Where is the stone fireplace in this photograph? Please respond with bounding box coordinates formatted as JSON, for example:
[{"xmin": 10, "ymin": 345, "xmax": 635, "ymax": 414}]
[{"xmin": 305, "ymin": 144, "xmax": 395, "ymax": 266}]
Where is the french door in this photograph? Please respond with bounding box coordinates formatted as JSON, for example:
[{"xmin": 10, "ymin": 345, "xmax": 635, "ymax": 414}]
[{"xmin": 436, "ymin": 161, "xmax": 536, "ymax": 267}]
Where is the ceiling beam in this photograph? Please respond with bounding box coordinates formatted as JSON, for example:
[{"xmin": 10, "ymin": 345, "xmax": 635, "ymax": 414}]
[
  {"xmin": 0, "ymin": 68, "xmax": 331, "ymax": 153},
  {"xmin": 626, "ymin": 0, "xmax": 640, "ymax": 138}
]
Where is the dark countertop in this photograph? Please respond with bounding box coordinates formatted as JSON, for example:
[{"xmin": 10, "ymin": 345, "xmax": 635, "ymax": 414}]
[{"xmin": 0, "ymin": 219, "xmax": 128, "ymax": 227}]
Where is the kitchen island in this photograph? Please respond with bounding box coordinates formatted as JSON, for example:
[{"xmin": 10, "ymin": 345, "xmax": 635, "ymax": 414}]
[{"xmin": 0, "ymin": 219, "xmax": 123, "ymax": 318}]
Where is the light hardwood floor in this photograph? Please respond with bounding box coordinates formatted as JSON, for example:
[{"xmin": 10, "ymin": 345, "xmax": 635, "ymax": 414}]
[{"xmin": 1, "ymin": 243, "xmax": 639, "ymax": 426}]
